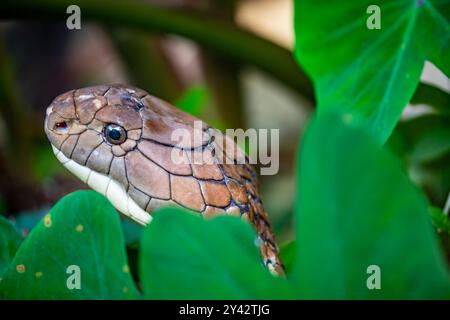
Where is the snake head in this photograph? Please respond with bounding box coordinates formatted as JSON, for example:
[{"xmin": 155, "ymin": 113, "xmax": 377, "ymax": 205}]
[
  {"xmin": 44, "ymin": 84, "xmax": 210, "ymax": 226},
  {"xmin": 44, "ymin": 84, "xmax": 153, "ymax": 225},
  {"xmin": 44, "ymin": 90, "xmax": 84, "ymax": 150}
]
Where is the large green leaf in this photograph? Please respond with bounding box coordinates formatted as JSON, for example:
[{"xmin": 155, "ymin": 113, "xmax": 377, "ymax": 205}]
[
  {"xmin": 0, "ymin": 191, "xmax": 138, "ymax": 299},
  {"xmin": 140, "ymin": 207, "xmax": 293, "ymax": 299},
  {"xmin": 294, "ymin": 0, "xmax": 449, "ymax": 143},
  {"xmin": 292, "ymin": 113, "xmax": 450, "ymax": 299},
  {"xmin": 0, "ymin": 217, "xmax": 22, "ymax": 278},
  {"xmin": 279, "ymin": 241, "xmax": 295, "ymax": 274}
]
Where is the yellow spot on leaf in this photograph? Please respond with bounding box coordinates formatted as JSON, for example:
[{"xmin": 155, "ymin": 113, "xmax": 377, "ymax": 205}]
[
  {"xmin": 122, "ymin": 265, "xmax": 129, "ymax": 273},
  {"xmin": 122, "ymin": 287, "xmax": 128, "ymax": 293},
  {"xmin": 44, "ymin": 214, "xmax": 52, "ymax": 227},
  {"xmin": 35, "ymin": 271, "xmax": 43, "ymax": 278},
  {"xmin": 75, "ymin": 224, "xmax": 84, "ymax": 232},
  {"xmin": 16, "ymin": 264, "xmax": 25, "ymax": 273}
]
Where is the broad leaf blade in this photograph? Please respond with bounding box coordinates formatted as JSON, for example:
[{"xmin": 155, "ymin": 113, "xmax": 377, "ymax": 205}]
[
  {"xmin": 294, "ymin": 0, "xmax": 450, "ymax": 142},
  {"xmin": 0, "ymin": 191, "xmax": 138, "ymax": 299},
  {"xmin": 0, "ymin": 217, "xmax": 23, "ymax": 278},
  {"xmin": 279, "ymin": 241, "xmax": 295, "ymax": 274},
  {"xmin": 140, "ymin": 207, "xmax": 293, "ymax": 299},
  {"xmin": 292, "ymin": 113, "xmax": 450, "ymax": 299}
]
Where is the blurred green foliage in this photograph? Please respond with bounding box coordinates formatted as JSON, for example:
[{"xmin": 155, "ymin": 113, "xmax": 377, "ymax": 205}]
[
  {"xmin": 390, "ymin": 114, "xmax": 450, "ymax": 206},
  {"xmin": 0, "ymin": 217, "xmax": 22, "ymax": 277},
  {"xmin": 32, "ymin": 144, "xmax": 66, "ymax": 181},
  {"xmin": 0, "ymin": 0, "xmax": 314, "ymax": 99},
  {"xmin": 175, "ymin": 85, "xmax": 209, "ymax": 117},
  {"xmin": 430, "ymin": 206, "xmax": 450, "ymax": 234}
]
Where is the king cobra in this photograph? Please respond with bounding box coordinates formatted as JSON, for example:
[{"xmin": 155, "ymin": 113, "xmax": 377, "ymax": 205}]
[{"xmin": 44, "ymin": 84, "xmax": 284, "ymax": 275}]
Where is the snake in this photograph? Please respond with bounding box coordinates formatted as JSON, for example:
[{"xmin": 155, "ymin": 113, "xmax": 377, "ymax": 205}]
[{"xmin": 44, "ymin": 84, "xmax": 284, "ymax": 275}]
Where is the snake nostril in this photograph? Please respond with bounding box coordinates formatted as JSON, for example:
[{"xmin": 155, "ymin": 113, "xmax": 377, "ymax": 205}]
[
  {"xmin": 55, "ymin": 122, "xmax": 67, "ymax": 129},
  {"xmin": 54, "ymin": 121, "xmax": 69, "ymax": 133}
]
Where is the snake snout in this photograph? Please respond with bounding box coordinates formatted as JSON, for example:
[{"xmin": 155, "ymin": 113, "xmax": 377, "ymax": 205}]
[
  {"xmin": 44, "ymin": 98, "xmax": 78, "ymax": 152},
  {"xmin": 45, "ymin": 109, "xmax": 72, "ymax": 135}
]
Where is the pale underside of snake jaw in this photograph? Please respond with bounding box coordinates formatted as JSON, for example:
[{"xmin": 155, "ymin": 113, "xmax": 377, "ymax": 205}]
[
  {"xmin": 45, "ymin": 84, "xmax": 285, "ymax": 275},
  {"xmin": 51, "ymin": 144, "xmax": 151, "ymax": 225}
]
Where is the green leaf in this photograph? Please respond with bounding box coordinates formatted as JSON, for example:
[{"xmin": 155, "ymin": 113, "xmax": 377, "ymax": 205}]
[
  {"xmin": 294, "ymin": 0, "xmax": 450, "ymax": 143},
  {"xmin": 32, "ymin": 143, "xmax": 66, "ymax": 181},
  {"xmin": 121, "ymin": 218, "xmax": 144, "ymax": 247},
  {"xmin": 140, "ymin": 207, "xmax": 293, "ymax": 299},
  {"xmin": 0, "ymin": 217, "xmax": 23, "ymax": 278},
  {"xmin": 0, "ymin": 191, "xmax": 138, "ymax": 299},
  {"xmin": 292, "ymin": 113, "xmax": 450, "ymax": 299},
  {"xmin": 279, "ymin": 241, "xmax": 295, "ymax": 274},
  {"xmin": 175, "ymin": 85, "xmax": 208, "ymax": 117}
]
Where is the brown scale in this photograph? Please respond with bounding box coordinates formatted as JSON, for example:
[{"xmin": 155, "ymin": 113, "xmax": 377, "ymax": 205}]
[{"xmin": 44, "ymin": 84, "xmax": 285, "ymax": 276}]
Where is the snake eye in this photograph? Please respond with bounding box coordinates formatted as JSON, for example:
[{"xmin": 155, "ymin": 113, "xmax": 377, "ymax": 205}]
[{"xmin": 104, "ymin": 124, "xmax": 127, "ymax": 145}]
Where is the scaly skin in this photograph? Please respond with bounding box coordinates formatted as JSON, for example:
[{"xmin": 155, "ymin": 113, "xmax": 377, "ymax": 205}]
[{"xmin": 44, "ymin": 84, "xmax": 284, "ymax": 275}]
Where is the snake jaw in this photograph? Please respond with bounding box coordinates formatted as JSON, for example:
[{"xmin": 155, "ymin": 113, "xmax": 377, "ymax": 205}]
[{"xmin": 51, "ymin": 144, "xmax": 152, "ymax": 226}]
